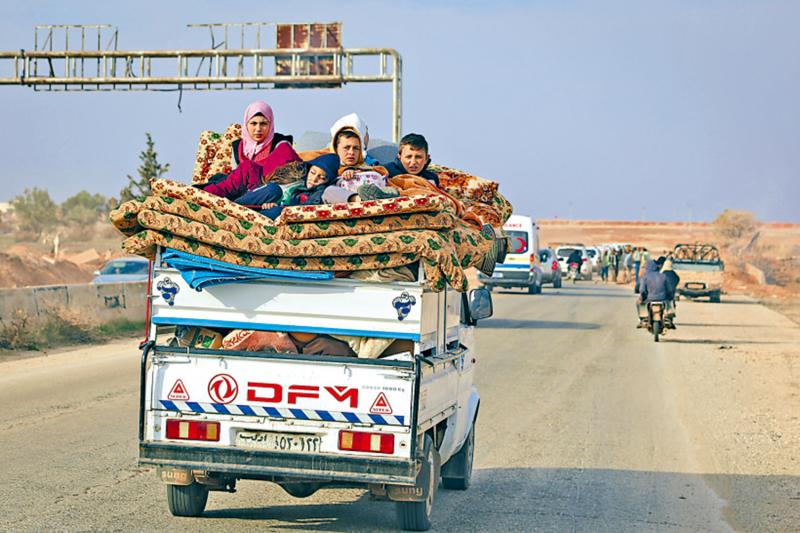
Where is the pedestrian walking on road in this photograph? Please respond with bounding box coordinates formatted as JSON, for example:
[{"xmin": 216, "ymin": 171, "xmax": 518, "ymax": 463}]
[
  {"xmin": 600, "ymin": 250, "xmax": 610, "ymax": 282},
  {"xmin": 621, "ymin": 247, "xmax": 633, "ymax": 283},
  {"xmin": 609, "ymin": 248, "xmax": 619, "ymax": 282},
  {"xmin": 632, "ymin": 247, "xmax": 643, "ymax": 290}
]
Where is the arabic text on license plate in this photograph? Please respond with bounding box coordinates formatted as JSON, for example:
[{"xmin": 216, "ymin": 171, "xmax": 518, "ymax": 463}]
[{"xmin": 236, "ymin": 431, "xmax": 321, "ymax": 453}]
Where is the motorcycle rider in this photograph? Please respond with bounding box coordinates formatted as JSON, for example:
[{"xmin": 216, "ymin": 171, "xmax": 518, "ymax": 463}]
[
  {"xmin": 636, "ymin": 259, "xmax": 674, "ymax": 329},
  {"xmin": 657, "ymin": 256, "xmax": 680, "ymax": 329},
  {"xmin": 566, "ymin": 249, "xmax": 583, "ymax": 280}
]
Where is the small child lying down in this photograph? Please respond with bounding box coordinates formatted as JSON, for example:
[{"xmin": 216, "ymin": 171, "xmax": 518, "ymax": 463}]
[{"xmin": 233, "ymin": 154, "xmax": 340, "ymax": 219}]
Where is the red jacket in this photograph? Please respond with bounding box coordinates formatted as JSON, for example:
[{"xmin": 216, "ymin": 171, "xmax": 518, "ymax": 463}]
[{"xmin": 203, "ymin": 140, "xmax": 301, "ymax": 200}]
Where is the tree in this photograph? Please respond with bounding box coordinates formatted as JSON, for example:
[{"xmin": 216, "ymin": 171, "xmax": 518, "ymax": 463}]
[
  {"xmin": 10, "ymin": 188, "xmax": 58, "ymax": 238},
  {"xmin": 119, "ymin": 133, "xmax": 170, "ymax": 202},
  {"xmin": 61, "ymin": 190, "xmax": 108, "ymax": 226},
  {"xmin": 713, "ymin": 209, "xmax": 758, "ymax": 240}
]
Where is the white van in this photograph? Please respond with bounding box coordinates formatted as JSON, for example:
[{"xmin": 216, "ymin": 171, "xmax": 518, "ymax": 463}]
[{"xmin": 478, "ymin": 215, "xmax": 543, "ymax": 294}]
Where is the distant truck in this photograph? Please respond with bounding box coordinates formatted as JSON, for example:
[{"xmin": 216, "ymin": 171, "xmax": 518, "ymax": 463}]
[{"xmin": 671, "ymin": 243, "xmax": 724, "ymax": 303}]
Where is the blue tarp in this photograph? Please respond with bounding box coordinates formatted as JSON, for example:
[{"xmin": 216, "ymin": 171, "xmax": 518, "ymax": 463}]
[{"xmin": 161, "ymin": 248, "xmax": 333, "ymax": 290}]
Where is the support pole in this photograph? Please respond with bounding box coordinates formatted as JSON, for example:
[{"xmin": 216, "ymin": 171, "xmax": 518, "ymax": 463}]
[{"xmin": 392, "ymin": 50, "xmax": 403, "ymax": 143}]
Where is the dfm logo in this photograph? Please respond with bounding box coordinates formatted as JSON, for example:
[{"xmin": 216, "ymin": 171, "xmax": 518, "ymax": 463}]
[{"xmin": 208, "ymin": 374, "xmax": 238, "ymax": 404}]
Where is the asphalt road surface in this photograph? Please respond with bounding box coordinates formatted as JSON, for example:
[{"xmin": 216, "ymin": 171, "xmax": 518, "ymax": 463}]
[{"xmin": 2, "ymin": 283, "xmax": 799, "ymax": 532}]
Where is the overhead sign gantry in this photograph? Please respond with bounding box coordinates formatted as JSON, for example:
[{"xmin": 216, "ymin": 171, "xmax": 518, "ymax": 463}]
[{"xmin": 0, "ymin": 22, "xmax": 403, "ymax": 141}]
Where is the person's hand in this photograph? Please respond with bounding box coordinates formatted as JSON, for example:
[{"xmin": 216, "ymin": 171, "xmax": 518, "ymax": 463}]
[
  {"xmin": 340, "ymin": 169, "xmax": 356, "ymax": 180},
  {"xmin": 261, "ymin": 202, "xmax": 276, "ymax": 209}
]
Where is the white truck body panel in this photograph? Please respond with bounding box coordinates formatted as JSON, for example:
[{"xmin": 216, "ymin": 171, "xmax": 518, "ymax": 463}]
[{"xmin": 139, "ymin": 248, "xmax": 479, "ymax": 486}]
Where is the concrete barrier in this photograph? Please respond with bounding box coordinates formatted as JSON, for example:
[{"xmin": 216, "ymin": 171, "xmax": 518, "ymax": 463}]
[
  {"xmin": 0, "ymin": 282, "xmax": 147, "ymax": 325},
  {"xmin": 744, "ymin": 263, "xmax": 767, "ymax": 285}
]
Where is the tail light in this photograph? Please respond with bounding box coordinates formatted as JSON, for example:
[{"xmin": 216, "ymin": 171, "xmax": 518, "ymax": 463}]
[
  {"xmin": 551, "ymin": 260, "xmax": 558, "ymax": 271},
  {"xmin": 530, "ymin": 254, "xmax": 536, "ymax": 271},
  {"xmin": 338, "ymin": 430, "xmax": 395, "ymax": 454},
  {"xmin": 582, "ymin": 257, "xmax": 587, "ymax": 262},
  {"xmin": 166, "ymin": 419, "xmax": 220, "ymax": 442}
]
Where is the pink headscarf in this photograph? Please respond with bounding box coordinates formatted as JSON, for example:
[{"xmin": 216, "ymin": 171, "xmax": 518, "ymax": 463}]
[{"xmin": 241, "ymin": 101, "xmax": 275, "ymax": 161}]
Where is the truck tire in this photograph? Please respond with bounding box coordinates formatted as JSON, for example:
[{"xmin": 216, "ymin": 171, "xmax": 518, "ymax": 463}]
[
  {"xmin": 441, "ymin": 424, "xmax": 475, "ymax": 490},
  {"xmin": 166, "ymin": 481, "xmax": 209, "ymax": 517},
  {"xmin": 527, "ymin": 282, "xmax": 541, "ymax": 295},
  {"xmin": 553, "ymin": 277, "xmax": 562, "ymax": 289},
  {"xmin": 710, "ymin": 292, "xmax": 721, "ymax": 303},
  {"xmin": 397, "ymin": 435, "xmax": 438, "ymax": 531},
  {"xmin": 653, "ymin": 322, "xmax": 661, "ymax": 343}
]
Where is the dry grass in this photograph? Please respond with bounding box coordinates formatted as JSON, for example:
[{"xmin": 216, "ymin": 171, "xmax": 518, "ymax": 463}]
[{"xmin": 0, "ymin": 306, "xmax": 142, "ymax": 351}]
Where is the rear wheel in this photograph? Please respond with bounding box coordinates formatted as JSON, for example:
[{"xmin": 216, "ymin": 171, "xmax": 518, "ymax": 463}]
[
  {"xmin": 397, "ymin": 435, "xmax": 438, "ymax": 531},
  {"xmin": 527, "ymin": 282, "xmax": 541, "ymax": 294},
  {"xmin": 442, "ymin": 424, "xmax": 475, "ymax": 490},
  {"xmin": 553, "ymin": 276, "xmax": 562, "ymax": 289},
  {"xmin": 710, "ymin": 292, "xmax": 721, "ymax": 303},
  {"xmin": 653, "ymin": 321, "xmax": 661, "ymax": 342},
  {"xmin": 166, "ymin": 482, "xmax": 209, "ymax": 517}
]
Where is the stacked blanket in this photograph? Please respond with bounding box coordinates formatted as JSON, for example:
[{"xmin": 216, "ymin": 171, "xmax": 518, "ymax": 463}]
[{"xmin": 111, "ymin": 130, "xmax": 512, "ymax": 292}]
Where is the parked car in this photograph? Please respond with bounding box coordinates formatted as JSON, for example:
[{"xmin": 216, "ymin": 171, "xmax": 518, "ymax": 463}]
[
  {"xmin": 538, "ymin": 248, "xmax": 562, "ymax": 288},
  {"xmin": 584, "ymin": 246, "xmax": 600, "ymax": 272},
  {"xmin": 479, "ymin": 214, "xmax": 543, "ymax": 293},
  {"xmin": 554, "ymin": 244, "xmax": 592, "ymax": 280},
  {"xmin": 92, "ymin": 256, "xmax": 150, "ymax": 284}
]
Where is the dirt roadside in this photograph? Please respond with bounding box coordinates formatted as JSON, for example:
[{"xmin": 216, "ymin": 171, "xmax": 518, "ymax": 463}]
[{"xmin": 662, "ymin": 295, "xmax": 800, "ymax": 531}]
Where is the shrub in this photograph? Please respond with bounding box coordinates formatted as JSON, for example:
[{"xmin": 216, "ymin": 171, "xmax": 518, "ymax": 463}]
[{"xmin": 714, "ymin": 209, "xmax": 758, "ymax": 240}]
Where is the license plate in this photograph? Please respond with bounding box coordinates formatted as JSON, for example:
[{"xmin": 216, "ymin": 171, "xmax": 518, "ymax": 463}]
[
  {"xmin": 235, "ymin": 431, "xmax": 322, "ymax": 453},
  {"xmin": 493, "ymin": 272, "xmax": 504, "ymax": 278}
]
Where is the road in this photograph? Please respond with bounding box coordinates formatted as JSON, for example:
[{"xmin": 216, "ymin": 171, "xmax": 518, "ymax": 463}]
[{"xmin": 1, "ymin": 283, "xmax": 799, "ymax": 532}]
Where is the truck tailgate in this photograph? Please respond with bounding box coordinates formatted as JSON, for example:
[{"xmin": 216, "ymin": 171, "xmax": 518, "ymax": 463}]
[{"xmin": 140, "ymin": 347, "xmax": 417, "ymax": 483}]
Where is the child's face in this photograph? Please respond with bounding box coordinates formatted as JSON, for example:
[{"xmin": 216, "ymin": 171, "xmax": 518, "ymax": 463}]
[
  {"xmin": 399, "ymin": 145, "xmax": 429, "ymax": 175},
  {"xmin": 336, "ymin": 136, "xmax": 362, "ymax": 166},
  {"xmin": 307, "ymin": 165, "xmax": 328, "ymax": 188}
]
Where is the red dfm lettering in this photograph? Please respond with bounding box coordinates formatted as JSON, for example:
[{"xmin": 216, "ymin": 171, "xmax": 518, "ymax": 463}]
[
  {"xmin": 287, "ymin": 385, "xmax": 319, "ymax": 403},
  {"xmin": 325, "ymin": 386, "xmax": 359, "ymax": 408},
  {"xmin": 246, "ymin": 382, "xmax": 359, "ymax": 407},
  {"xmin": 247, "ymin": 382, "xmax": 282, "ymax": 402}
]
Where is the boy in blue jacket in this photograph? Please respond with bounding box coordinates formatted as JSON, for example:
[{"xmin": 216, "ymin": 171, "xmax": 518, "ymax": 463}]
[{"xmin": 384, "ymin": 133, "xmax": 440, "ymax": 187}]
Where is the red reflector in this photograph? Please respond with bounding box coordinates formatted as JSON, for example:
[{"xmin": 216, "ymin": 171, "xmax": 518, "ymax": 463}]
[
  {"xmin": 165, "ymin": 419, "xmax": 220, "ymax": 442},
  {"xmin": 551, "ymin": 260, "xmax": 558, "ymax": 270},
  {"xmin": 338, "ymin": 430, "xmax": 395, "ymax": 454}
]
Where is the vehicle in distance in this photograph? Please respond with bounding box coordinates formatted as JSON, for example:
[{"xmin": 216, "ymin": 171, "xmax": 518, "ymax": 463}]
[
  {"xmin": 538, "ymin": 248, "xmax": 562, "ymax": 288},
  {"xmin": 479, "ymin": 215, "xmax": 543, "ymax": 293},
  {"xmin": 92, "ymin": 256, "xmax": 149, "ymax": 284},
  {"xmin": 671, "ymin": 243, "xmax": 724, "ymax": 302},
  {"xmin": 554, "ymin": 244, "xmax": 592, "ymax": 280}
]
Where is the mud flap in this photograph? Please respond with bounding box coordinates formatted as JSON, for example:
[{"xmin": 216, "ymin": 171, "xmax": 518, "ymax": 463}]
[{"xmin": 387, "ymin": 447, "xmax": 440, "ymax": 502}]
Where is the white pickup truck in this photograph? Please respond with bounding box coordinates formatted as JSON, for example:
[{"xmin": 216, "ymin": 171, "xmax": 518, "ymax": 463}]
[{"xmin": 138, "ymin": 247, "xmax": 492, "ymax": 531}]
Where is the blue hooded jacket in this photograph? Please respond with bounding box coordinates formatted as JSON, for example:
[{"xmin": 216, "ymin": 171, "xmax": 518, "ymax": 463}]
[
  {"xmin": 384, "ymin": 156, "xmax": 440, "ymax": 187},
  {"xmin": 288, "ymin": 153, "xmax": 340, "ymax": 206},
  {"xmin": 639, "ymin": 259, "xmax": 672, "ymax": 302}
]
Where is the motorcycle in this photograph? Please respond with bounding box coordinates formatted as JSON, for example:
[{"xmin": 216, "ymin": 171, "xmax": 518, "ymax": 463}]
[
  {"xmin": 647, "ymin": 301, "xmax": 666, "ymax": 342},
  {"xmin": 567, "ymin": 262, "xmax": 581, "ymax": 284}
]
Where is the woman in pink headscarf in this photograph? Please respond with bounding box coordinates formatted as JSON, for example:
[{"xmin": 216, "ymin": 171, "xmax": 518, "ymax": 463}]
[{"xmin": 203, "ymin": 101, "xmax": 301, "ymax": 200}]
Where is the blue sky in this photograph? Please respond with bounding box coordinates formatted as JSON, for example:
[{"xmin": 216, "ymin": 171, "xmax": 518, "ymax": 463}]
[{"xmin": 1, "ymin": 0, "xmax": 798, "ymax": 222}]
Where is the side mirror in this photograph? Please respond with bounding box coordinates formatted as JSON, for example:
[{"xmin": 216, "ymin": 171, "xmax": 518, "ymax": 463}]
[
  {"xmin": 93, "ymin": 270, "xmax": 100, "ymax": 276},
  {"xmin": 468, "ymin": 288, "xmax": 493, "ymax": 322}
]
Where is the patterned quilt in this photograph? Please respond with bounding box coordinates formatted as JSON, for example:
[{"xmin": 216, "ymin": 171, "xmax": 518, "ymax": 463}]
[{"xmin": 111, "ymin": 179, "xmax": 495, "ymax": 291}]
